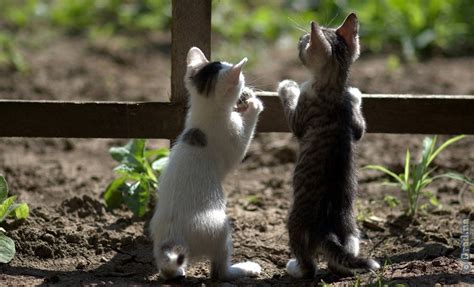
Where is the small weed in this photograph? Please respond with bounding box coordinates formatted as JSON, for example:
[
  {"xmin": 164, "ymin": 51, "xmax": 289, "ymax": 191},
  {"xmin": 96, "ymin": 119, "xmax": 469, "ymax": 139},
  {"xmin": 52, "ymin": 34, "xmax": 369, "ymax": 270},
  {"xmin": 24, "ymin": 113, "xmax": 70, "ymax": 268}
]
[
  {"xmin": 246, "ymin": 195, "xmax": 263, "ymax": 207},
  {"xmin": 0, "ymin": 175, "xmax": 29, "ymax": 263},
  {"xmin": 0, "ymin": 32, "xmax": 28, "ymax": 73},
  {"xmin": 365, "ymin": 135, "xmax": 473, "ymax": 217},
  {"xmin": 103, "ymin": 139, "xmax": 169, "ymax": 217},
  {"xmin": 383, "ymin": 195, "xmax": 400, "ymax": 209}
]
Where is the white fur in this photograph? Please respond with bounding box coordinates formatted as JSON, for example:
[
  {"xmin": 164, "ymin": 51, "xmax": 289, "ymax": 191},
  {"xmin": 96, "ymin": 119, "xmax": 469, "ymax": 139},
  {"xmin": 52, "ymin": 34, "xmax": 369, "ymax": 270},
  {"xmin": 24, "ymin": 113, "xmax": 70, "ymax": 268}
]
[
  {"xmin": 345, "ymin": 235, "xmax": 360, "ymax": 256},
  {"xmin": 150, "ymin": 47, "xmax": 263, "ymax": 280},
  {"xmin": 348, "ymin": 87, "xmax": 362, "ymax": 108},
  {"xmin": 286, "ymin": 259, "xmax": 307, "ymax": 278}
]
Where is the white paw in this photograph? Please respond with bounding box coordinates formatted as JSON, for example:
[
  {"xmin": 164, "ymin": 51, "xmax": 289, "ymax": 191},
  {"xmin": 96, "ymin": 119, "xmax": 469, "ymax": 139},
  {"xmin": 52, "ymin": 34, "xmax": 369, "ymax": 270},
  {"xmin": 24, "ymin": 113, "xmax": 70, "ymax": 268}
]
[
  {"xmin": 286, "ymin": 259, "xmax": 304, "ymax": 278},
  {"xmin": 278, "ymin": 80, "xmax": 299, "ymax": 96},
  {"xmin": 245, "ymin": 97, "xmax": 264, "ymax": 115},
  {"xmin": 348, "ymin": 86, "xmax": 362, "ymax": 107},
  {"xmin": 368, "ymin": 259, "xmax": 381, "ymax": 271},
  {"xmin": 229, "ymin": 261, "xmax": 261, "ymax": 278},
  {"xmin": 346, "ymin": 235, "xmax": 360, "ymax": 257}
]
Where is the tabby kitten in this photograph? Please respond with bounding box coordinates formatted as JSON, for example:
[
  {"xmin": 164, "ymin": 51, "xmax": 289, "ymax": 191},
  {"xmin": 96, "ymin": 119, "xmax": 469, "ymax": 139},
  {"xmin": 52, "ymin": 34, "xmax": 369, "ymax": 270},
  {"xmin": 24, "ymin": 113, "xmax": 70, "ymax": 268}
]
[
  {"xmin": 149, "ymin": 47, "xmax": 263, "ymax": 280},
  {"xmin": 277, "ymin": 13, "xmax": 380, "ymax": 277}
]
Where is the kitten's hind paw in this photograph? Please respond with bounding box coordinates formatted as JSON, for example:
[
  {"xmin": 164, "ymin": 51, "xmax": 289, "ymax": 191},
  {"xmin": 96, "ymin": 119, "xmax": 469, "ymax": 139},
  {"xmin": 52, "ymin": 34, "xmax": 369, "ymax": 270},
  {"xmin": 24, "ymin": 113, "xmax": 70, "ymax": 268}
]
[
  {"xmin": 368, "ymin": 259, "xmax": 381, "ymax": 271},
  {"xmin": 222, "ymin": 261, "xmax": 261, "ymax": 280},
  {"xmin": 286, "ymin": 259, "xmax": 304, "ymax": 278}
]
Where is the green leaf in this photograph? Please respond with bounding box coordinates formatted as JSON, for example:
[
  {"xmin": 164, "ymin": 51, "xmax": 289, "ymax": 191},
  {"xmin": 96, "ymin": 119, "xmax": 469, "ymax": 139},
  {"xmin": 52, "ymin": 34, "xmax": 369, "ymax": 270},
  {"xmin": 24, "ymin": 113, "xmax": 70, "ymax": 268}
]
[
  {"xmin": 429, "ymin": 196, "xmax": 440, "ymax": 206},
  {"xmin": 428, "ymin": 135, "xmax": 465, "ymax": 165},
  {"xmin": 123, "ymin": 180, "xmax": 150, "ymax": 217},
  {"xmin": 12, "ymin": 203, "xmax": 29, "ymax": 220},
  {"xmin": 0, "ymin": 175, "xmax": 8, "ymax": 202},
  {"xmin": 0, "ymin": 196, "xmax": 17, "ymax": 223},
  {"xmin": 109, "ymin": 139, "xmax": 146, "ymax": 171},
  {"xmin": 143, "ymin": 160, "xmax": 158, "ymax": 183},
  {"xmin": 145, "ymin": 148, "xmax": 170, "ymax": 162},
  {"xmin": 431, "ymin": 172, "xmax": 474, "ymax": 185},
  {"xmin": 103, "ymin": 177, "xmax": 127, "ymax": 210},
  {"xmin": 0, "ymin": 232, "xmax": 15, "ymax": 263},
  {"xmin": 383, "ymin": 195, "xmax": 400, "ymax": 208},
  {"xmin": 364, "ymin": 165, "xmax": 405, "ymax": 187},
  {"xmin": 152, "ymin": 157, "xmax": 169, "ymax": 173}
]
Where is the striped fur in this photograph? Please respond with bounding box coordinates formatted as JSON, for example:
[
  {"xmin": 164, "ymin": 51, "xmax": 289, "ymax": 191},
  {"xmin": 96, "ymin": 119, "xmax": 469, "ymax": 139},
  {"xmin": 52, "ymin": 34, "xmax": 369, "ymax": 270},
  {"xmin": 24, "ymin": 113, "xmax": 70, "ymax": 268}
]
[{"xmin": 279, "ymin": 14, "xmax": 379, "ymax": 278}]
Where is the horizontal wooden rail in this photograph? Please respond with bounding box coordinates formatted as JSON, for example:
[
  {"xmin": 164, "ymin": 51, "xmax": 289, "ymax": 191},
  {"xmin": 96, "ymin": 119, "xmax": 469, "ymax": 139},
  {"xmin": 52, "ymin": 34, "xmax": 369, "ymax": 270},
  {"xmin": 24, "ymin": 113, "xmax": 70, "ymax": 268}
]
[
  {"xmin": 0, "ymin": 100, "xmax": 185, "ymax": 139},
  {"xmin": 257, "ymin": 93, "xmax": 474, "ymax": 135},
  {"xmin": 0, "ymin": 94, "xmax": 473, "ymax": 138}
]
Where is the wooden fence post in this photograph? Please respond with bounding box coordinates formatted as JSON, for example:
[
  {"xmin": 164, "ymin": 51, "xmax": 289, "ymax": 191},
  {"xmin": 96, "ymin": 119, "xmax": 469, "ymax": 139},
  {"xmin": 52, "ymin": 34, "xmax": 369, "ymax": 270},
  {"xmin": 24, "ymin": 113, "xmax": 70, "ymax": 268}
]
[{"xmin": 171, "ymin": 0, "xmax": 212, "ymax": 106}]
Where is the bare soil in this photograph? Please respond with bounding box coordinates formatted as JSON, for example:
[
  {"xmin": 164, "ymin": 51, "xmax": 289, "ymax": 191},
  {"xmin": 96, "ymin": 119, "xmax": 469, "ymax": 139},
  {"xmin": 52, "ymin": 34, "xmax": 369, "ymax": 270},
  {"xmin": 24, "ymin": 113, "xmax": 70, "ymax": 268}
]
[{"xmin": 0, "ymin": 34, "xmax": 473, "ymax": 286}]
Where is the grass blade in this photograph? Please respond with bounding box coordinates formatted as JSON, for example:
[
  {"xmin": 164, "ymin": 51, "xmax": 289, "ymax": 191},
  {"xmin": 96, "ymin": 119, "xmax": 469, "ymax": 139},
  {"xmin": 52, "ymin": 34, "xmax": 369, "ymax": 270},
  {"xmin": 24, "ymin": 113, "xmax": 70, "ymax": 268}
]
[
  {"xmin": 364, "ymin": 165, "xmax": 405, "ymax": 187},
  {"xmin": 428, "ymin": 135, "xmax": 465, "ymax": 165},
  {"xmin": 431, "ymin": 172, "xmax": 474, "ymax": 185},
  {"xmin": 404, "ymin": 149, "xmax": 410, "ymax": 187}
]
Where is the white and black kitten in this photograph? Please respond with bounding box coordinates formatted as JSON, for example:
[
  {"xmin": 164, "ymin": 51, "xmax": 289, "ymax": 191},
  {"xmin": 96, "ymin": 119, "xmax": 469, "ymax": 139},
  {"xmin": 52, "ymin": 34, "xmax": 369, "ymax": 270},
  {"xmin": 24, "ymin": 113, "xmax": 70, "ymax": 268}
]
[{"xmin": 149, "ymin": 47, "xmax": 263, "ymax": 280}]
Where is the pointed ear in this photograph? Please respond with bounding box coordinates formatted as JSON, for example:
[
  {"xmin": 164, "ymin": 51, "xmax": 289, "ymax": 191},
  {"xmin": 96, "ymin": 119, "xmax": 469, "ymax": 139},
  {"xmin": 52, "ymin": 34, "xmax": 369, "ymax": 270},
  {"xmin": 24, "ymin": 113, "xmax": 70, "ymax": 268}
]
[
  {"xmin": 226, "ymin": 57, "xmax": 247, "ymax": 84},
  {"xmin": 309, "ymin": 21, "xmax": 331, "ymax": 53},
  {"xmin": 187, "ymin": 47, "xmax": 209, "ymax": 68},
  {"xmin": 336, "ymin": 13, "xmax": 359, "ymax": 54}
]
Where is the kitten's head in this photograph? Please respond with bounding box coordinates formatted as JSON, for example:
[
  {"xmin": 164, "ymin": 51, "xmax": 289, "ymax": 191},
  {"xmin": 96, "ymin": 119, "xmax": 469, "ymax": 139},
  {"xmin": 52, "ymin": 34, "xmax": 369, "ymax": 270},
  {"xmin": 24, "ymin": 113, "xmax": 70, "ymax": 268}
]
[
  {"xmin": 185, "ymin": 47, "xmax": 247, "ymax": 110},
  {"xmin": 298, "ymin": 13, "xmax": 360, "ymax": 85}
]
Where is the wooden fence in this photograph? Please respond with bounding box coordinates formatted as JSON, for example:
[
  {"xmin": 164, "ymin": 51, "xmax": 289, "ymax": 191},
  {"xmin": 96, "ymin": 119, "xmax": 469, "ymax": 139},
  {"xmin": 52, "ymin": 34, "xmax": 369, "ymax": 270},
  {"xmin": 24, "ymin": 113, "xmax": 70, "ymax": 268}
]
[{"xmin": 1, "ymin": 0, "xmax": 473, "ymax": 139}]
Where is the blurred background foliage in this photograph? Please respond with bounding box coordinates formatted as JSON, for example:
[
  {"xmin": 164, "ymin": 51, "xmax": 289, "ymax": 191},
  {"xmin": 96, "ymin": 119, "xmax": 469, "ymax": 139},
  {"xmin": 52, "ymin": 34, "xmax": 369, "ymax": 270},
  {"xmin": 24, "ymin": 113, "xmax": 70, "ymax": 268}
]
[{"xmin": 0, "ymin": 0, "xmax": 472, "ymax": 71}]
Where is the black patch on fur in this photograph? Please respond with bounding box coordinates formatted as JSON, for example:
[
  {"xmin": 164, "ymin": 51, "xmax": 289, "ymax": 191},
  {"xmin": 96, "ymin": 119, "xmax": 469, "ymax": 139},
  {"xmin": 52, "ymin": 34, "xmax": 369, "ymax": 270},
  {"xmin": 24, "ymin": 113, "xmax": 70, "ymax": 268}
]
[
  {"xmin": 182, "ymin": 128, "xmax": 207, "ymax": 147},
  {"xmin": 191, "ymin": 61, "xmax": 224, "ymax": 95}
]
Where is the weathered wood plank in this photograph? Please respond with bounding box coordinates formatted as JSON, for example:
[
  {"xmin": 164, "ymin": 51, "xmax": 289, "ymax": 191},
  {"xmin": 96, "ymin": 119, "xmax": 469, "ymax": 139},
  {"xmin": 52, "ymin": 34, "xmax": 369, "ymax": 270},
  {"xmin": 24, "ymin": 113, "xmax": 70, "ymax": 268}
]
[
  {"xmin": 0, "ymin": 100, "xmax": 185, "ymax": 138},
  {"xmin": 171, "ymin": 0, "xmax": 211, "ymax": 105},
  {"xmin": 0, "ymin": 94, "xmax": 472, "ymax": 138},
  {"xmin": 256, "ymin": 93, "xmax": 474, "ymax": 135}
]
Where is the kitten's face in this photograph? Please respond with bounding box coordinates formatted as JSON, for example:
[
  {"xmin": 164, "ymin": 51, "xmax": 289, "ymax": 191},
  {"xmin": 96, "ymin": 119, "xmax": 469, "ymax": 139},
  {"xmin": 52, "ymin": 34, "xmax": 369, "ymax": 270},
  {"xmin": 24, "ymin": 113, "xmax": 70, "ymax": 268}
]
[
  {"xmin": 185, "ymin": 47, "xmax": 246, "ymax": 109},
  {"xmin": 298, "ymin": 13, "xmax": 360, "ymax": 74}
]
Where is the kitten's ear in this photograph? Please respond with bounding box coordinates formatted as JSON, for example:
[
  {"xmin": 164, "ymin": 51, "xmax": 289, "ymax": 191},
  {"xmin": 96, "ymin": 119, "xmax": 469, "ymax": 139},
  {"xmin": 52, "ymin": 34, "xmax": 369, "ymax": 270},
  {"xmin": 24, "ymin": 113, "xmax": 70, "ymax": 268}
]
[
  {"xmin": 187, "ymin": 47, "xmax": 209, "ymax": 68},
  {"xmin": 309, "ymin": 21, "xmax": 331, "ymax": 53},
  {"xmin": 226, "ymin": 57, "xmax": 247, "ymax": 84},
  {"xmin": 336, "ymin": 13, "xmax": 360, "ymax": 56}
]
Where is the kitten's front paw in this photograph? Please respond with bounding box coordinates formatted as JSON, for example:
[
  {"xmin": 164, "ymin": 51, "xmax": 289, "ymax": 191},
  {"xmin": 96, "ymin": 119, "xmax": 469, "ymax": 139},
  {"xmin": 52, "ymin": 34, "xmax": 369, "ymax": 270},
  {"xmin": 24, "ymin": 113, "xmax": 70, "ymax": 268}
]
[
  {"xmin": 348, "ymin": 86, "xmax": 362, "ymax": 107},
  {"xmin": 245, "ymin": 97, "xmax": 264, "ymax": 115},
  {"xmin": 277, "ymin": 80, "xmax": 299, "ymax": 100}
]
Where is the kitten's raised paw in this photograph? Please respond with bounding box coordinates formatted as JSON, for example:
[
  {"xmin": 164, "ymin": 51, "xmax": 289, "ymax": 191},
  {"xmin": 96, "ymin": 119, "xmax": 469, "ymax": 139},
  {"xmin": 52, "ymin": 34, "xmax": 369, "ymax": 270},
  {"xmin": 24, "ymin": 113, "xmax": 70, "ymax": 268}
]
[
  {"xmin": 277, "ymin": 80, "xmax": 300, "ymax": 103},
  {"xmin": 348, "ymin": 86, "xmax": 362, "ymax": 107},
  {"xmin": 245, "ymin": 97, "xmax": 264, "ymax": 115}
]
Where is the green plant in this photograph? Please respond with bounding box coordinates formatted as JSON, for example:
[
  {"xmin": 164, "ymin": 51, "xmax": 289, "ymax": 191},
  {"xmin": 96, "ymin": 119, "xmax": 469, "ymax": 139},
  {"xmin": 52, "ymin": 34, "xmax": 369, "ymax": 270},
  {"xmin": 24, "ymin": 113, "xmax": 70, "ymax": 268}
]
[
  {"xmin": 0, "ymin": 175, "xmax": 29, "ymax": 263},
  {"xmin": 365, "ymin": 135, "xmax": 473, "ymax": 217},
  {"xmin": 0, "ymin": 32, "xmax": 28, "ymax": 73},
  {"xmin": 103, "ymin": 139, "xmax": 169, "ymax": 217}
]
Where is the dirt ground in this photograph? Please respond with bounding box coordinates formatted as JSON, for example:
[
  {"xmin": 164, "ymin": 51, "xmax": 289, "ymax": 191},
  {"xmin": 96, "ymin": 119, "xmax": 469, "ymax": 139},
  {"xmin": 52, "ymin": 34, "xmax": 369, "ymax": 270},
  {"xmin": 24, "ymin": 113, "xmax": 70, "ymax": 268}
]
[{"xmin": 0, "ymin": 33, "xmax": 473, "ymax": 286}]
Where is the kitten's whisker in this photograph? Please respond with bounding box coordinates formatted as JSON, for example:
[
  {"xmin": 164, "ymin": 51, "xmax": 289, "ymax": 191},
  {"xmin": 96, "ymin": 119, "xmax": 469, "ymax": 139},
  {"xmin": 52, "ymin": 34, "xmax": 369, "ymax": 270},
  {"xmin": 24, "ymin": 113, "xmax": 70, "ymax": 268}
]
[
  {"xmin": 327, "ymin": 13, "xmax": 339, "ymax": 27},
  {"xmin": 288, "ymin": 16, "xmax": 310, "ymax": 33}
]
